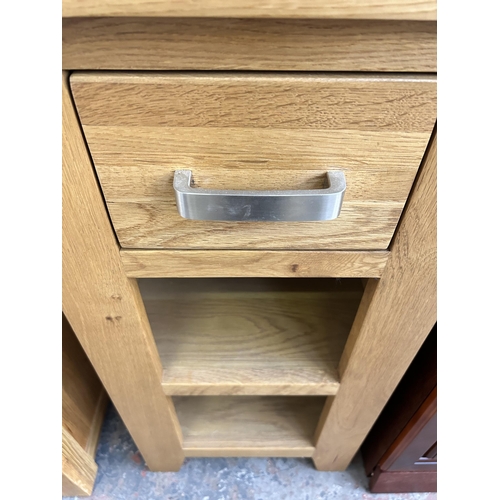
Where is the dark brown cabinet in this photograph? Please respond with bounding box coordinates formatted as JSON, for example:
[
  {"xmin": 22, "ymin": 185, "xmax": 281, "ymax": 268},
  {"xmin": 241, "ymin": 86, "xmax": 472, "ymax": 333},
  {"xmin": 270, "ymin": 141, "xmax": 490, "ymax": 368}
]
[{"xmin": 362, "ymin": 325, "xmax": 437, "ymax": 493}]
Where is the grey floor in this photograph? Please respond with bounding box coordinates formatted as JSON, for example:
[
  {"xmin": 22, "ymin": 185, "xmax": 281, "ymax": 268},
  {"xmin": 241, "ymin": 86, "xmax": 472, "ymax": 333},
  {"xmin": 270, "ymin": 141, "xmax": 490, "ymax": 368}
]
[{"xmin": 64, "ymin": 405, "xmax": 437, "ymax": 500}]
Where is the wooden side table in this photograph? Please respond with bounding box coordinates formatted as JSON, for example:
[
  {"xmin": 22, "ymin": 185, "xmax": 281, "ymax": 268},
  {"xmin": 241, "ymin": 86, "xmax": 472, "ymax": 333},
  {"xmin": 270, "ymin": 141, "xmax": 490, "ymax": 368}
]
[{"xmin": 62, "ymin": 1, "xmax": 437, "ymax": 472}]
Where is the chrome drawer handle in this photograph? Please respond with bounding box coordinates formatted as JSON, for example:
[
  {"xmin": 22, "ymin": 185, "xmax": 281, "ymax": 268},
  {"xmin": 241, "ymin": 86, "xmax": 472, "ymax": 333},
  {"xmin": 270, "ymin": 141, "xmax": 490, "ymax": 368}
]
[{"xmin": 173, "ymin": 170, "xmax": 346, "ymax": 222}]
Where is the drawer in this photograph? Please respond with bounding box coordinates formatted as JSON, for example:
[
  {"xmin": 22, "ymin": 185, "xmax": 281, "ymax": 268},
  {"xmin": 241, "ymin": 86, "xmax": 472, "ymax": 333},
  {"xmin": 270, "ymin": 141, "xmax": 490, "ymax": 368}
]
[{"xmin": 71, "ymin": 72, "xmax": 436, "ymax": 250}]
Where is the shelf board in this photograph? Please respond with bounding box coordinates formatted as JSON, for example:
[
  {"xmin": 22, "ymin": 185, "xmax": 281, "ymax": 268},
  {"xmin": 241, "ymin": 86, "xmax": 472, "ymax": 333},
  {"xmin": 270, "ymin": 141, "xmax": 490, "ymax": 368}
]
[
  {"xmin": 173, "ymin": 396, "xmax": 326, "ymax": 457},
  {"xmin": 140, "ymin": 278, "xmax": 363, "ymax": 396}
]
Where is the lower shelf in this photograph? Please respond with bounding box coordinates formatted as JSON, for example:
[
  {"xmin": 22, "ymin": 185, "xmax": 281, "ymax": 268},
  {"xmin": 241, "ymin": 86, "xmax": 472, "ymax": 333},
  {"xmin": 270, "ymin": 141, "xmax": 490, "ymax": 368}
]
[{"xmin": 174, "ymin": 396, "xmax": 326, "ymax": 457}]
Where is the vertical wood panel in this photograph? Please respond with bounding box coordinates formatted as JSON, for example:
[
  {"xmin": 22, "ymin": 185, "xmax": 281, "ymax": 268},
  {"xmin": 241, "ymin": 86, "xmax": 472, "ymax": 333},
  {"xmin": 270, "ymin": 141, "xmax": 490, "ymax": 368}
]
[
  {"xmin": 62, "ymin": 72, "xmax": 184, "ymax": 471},
  {"xmin": 313, "ymin": 130, "xmax": 436, "ymax": 470},
  {"xmin": 62, "ymin": 428, "xmax": 98, "ymax": 496},
  {"xmin": 62, "ymin": 313, "xmax": 107, "ymax": 452}
]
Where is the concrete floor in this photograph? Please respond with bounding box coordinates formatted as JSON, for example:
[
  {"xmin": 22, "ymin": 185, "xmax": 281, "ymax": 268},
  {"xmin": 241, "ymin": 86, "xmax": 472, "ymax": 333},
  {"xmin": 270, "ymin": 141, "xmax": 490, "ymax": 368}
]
[{"xmin": 63, "ymin": 405, "xmax": 437, "ymax": 500}]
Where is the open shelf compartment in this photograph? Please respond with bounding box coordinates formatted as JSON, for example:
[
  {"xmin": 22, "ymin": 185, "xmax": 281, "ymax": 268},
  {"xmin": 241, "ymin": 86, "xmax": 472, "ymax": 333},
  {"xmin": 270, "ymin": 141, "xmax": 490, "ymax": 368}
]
[
  {"xmin": 139, "ymin": 278, "xmax": 363, "ymax": 396},
  {"xmin": 173, "ymin": 395, "xmax": 326, "ymax": 457}
]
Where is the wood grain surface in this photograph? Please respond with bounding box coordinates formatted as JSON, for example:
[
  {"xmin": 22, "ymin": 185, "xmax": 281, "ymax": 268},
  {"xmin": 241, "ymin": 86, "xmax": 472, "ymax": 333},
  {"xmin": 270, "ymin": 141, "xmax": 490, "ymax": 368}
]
[
  {"xmin": 71, "ymin": 72, "xmax": 436, "ymax": 250},
  {"xmin": 72, "ymin": 73, "xmax": 436, "ymax": 131},
  {"xmin": 62, "ymin": 0, "xmax": 437, "ymax": 20},
  {"xmin": 62, "ymin": 427, "xmax": 98, "ymax": 497},
  {"xmin": 173, "ymin": 396, "xmax": 326, "ymax": 457},
  {"xmin": 62, "ymin": 72, "xmax": 184, "ymax": 471},
  {"xmin": 379, "ymin": 387, "xmax": 437, "ymax": 472},
  {"xmin": 312, "ymin": 130, "xmax": 437, "ymax": 471},
  {"xmin": 63, "ymin": 18, "xmax": 436, "ymax": 73},
  {"xmin": 121, "ymin": 250, "xmax": 389, "ymax": 278},
  {"xmin": 139, "ymin": 278, "xmax": 363, "ymax": 395},
  {"xmin": 361, "ymin": 324, "xmax": 436, "ymax": 476},
  {"xmin": 62, "ymin": 313, "xmax": 107, "ymax": 454},
  {"xmin": 370, "ymin": 467, "xmax": 437, "ymax": 493}
]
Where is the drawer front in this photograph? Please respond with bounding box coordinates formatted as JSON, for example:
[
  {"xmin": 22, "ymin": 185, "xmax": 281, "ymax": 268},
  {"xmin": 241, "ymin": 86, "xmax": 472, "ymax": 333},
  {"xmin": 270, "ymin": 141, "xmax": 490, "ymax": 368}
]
[{"xmin": 71, "ymin": 72, "xmax": 436, "ymax": 250}]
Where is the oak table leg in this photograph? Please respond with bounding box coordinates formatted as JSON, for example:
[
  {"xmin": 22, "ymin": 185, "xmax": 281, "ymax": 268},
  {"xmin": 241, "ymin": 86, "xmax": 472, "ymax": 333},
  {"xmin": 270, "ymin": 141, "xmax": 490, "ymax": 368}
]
[
  {"xmin": 313, "ymin": 130, "xmax": 437, "ymax": 471},
  {"xmin": 62, "ymin": 72, "xmax": 184, "ymax": 471}
]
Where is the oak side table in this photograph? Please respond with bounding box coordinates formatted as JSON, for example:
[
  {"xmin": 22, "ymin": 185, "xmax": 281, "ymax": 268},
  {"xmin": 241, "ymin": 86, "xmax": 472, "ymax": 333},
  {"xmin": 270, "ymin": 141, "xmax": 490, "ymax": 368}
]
[{"xmin": 63, "ymin": 1, "xmax": 437, "ymax": 472}]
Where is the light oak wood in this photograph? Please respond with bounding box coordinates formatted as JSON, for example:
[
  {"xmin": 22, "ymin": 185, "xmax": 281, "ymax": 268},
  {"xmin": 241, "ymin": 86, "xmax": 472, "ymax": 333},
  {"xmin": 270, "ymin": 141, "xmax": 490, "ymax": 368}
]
[
  {"xmin": 62, "ymin": 427, "xmax": 98, "ymax": 497},
  {"xmin": 84, "ymin": 390, "xmax": 108, "ymax": 457},
  {"xmin": 72, "ymin": 73, "xmax": 436, "ymax": 131},
  {"xmin": 139, "ymin": 278, "xmax": 363, "ymax": 395},
  {"xmin": 62, "ymin": 5, "xmax": 437, "ymax": 471},
  {"xmin": 71, "ymin": 72, "xmax": 436, "ymax": 250},
  {"xmin": 173, "ymin": 396, "xmax": 326, "ymax": 457},
  {"xmin": 63, "ymin": 18, "xmax": 436, "ymax": 73},
  {"xmin": 62, "ymin": 0, "xmax": 437, "ymax": 20},
  {"xmin": 62, "ymin": 474, "xmax": 88, "ymax": 498},
  {"xmin": 313, "ymin": 130, "xmax": 437, "ymax": 470},
  {"xmin": 121, "ymin": 250, "xmax": 389, "ymax": 278},
  {"xmin": 62, "ymin": 314, "xmax": 108, "ymax": 496},
  {"xmin": 62, "ymin": 72, "xmax": 184, "ymax": 471},
  {"xmin": 62, "ymin": 314, "xmax": 107, "ymax": 454},
  {"xmin": 163, "ymin": 365, "xmax": 335, "ymax": 397},
  {"xmin": 337, "ymin": 277, "xmax": 378, "ymax": 376}
]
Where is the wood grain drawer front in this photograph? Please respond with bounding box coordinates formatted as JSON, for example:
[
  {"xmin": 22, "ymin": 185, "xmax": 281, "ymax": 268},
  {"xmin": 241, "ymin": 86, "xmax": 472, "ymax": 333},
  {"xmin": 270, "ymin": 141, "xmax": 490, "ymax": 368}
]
[{"xmin": 71, "ymin": 72, "xmax": 436, "ymax": 250}]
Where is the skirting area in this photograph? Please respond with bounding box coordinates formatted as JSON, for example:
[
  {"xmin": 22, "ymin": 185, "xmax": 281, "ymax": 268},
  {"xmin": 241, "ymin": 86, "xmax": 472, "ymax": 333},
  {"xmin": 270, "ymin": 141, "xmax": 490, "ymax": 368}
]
[{"xmin": 63, "ymin": 405, "xmax": 437, "ymax": 500}]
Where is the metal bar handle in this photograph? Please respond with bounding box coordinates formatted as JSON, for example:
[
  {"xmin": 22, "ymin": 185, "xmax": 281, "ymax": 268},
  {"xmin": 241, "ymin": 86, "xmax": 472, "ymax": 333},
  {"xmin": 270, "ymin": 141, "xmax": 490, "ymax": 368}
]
[{"xmin": 173, "ymin": 170, "xmax": 346, "ymax": 222}]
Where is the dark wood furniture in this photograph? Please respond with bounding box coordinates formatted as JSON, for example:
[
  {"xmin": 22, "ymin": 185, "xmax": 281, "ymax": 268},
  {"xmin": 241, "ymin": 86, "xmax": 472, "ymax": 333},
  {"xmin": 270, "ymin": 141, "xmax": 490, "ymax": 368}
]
[{"xmin": 362, "ymin": 324, "xmax": 437, "ymax": 493}]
